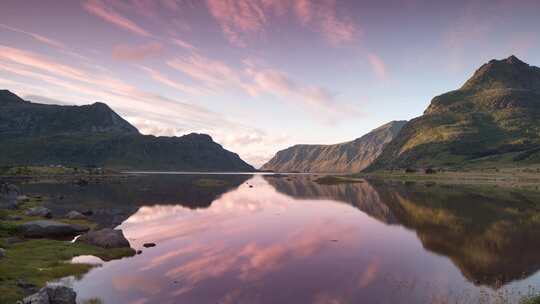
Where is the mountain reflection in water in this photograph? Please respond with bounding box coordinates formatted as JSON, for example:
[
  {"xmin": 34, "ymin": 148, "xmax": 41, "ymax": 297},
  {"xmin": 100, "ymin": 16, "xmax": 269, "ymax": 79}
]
[{"xmin": 41, "ymin": 174, "xmax": 540, "ymax": 304}]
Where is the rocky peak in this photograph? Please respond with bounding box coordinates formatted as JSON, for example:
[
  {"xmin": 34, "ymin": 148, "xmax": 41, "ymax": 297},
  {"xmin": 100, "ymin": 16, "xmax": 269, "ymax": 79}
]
[{"xmin": 461, "ymin": 55, "xmax": 540, "ymax": 91}]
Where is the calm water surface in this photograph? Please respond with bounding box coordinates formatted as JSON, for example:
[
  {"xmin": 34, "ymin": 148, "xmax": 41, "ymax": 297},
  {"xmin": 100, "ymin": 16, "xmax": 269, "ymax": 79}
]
[{"xmin": 22, "ymin": 174, "xmax": 540, "ymax": 303}]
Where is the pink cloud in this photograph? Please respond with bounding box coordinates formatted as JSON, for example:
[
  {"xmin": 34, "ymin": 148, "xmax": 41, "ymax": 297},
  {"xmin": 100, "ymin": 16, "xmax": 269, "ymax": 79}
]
[
  {"xmin": 170, "ymin": 38, "xmax": 197, "ymax": 51},
  {"xmin": 294, "ymin": 0, "xmax": 312, "ymax": 24},
  {"xmin": 83, "ymin": 0, "xmax": 151, "ymax": 36},
  {"xmin": 112, "ymin": 43, "xmax": 163, "ymax": 61},
  {"xmin": 205, "ymin": 0, "xmax": 357, "ymax": 46},
  {"xmin": 206, "ymin": 0, "xmax": 268, "ymax": 47},
  {"xmin": 368, "ymin": 53, "xmax": 387, "ymax": 80},
  {"xmin": 167, "ymin": 54, "xmax": 245, "ymax": 91},
  {"xmin": 139, "ymin": 65, "xmax": 206, "ymax": 96},
  {"xmin": 298, "ymin": 0, "xmax": 357, "ymax": 45},
  {"xmin": 0, "ymin": 24, "xmax": 65, "ymax": 49},
  {"xmin": 0, "ymin": 45, "xmax": 85, "ymax": 80}
]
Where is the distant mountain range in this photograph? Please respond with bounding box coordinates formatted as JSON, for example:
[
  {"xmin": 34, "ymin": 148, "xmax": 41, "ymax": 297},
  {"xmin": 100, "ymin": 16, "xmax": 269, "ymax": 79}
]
[
  {"xmin": 368, "ymin": 55, "xmax": 540, "ymax": 170},
  {"xmin": 261, "ymin": 121, "xmax": 406, "ymax": 173},
  {"xmin": 0, "ymin": 90, "xmax": 254, "ymax": 171}
]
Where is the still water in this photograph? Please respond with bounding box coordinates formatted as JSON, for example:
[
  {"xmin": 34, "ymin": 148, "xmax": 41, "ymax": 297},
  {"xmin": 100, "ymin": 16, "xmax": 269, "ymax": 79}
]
[{"xmin": 22, "ymin": 174, "xmax": 540, "ymax": 303}]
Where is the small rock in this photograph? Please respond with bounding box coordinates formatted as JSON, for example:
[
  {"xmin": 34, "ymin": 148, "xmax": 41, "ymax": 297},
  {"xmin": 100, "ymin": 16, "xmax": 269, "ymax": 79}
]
[
  {"xmin": 65, "ymin": 211, "xmax": 86, "ymax": 220},
  {"xmin": 25, "ymin": 207, "xmax": 52, "ymax": 218},
  {"xmin": 136, "ymin": 250, "xmax": 142, "ymax": 255},
  {"xmin": 18, "ymin": 220, "xmax": 89, "ymax": 238},
  {"xmin": 17, "ymin": 278, "xmax": 38, "ymax": 292},
  {"xmin": 4, "ymin": 236, "xmax": 25, "ymax": 245},
  {"xmin": 249, "ymin": 185, "xmax": 253, "ymax": 188},
  {"xmin": 0, "ymin": 183, "xmax": 20, "ymax": 198},
  {"xmin": 81, "ymin": 209, "xmax": 94, "ymax": 216},
  {"xmin": 75, "ymin": 179, "xmax": 88, "ymax": 187},
  {"xmin": 20, "ymin": 285, "xmax": 76, "ymax": 304},
  {"xmin": 19, "ymin": 287, "xmax": 47, "ymax": 304},
  {"xmin": 17, "ymin": 195, "xmax": 30, "ymax": 203},
  {"xmin": 143, "ymin": 243, "xmax": 156, "ymax": 248},
  {"xmin": 45, "ymin": 285, "xmax": 76, "ymax": 304},
  {"xmin": 0, "ymin": 248, "xmax": 5, "ymax": 258},
  {"xmin": 6, "ymin": 215, "xmax": 23, "ymax": 221},
  {"xmin": 77, "ymin": 228, "xmax": 130, "ymax": 248}
]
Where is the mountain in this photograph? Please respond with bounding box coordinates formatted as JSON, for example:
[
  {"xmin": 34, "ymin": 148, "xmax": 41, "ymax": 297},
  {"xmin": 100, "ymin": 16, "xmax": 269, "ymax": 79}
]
[
  {"xmin": 0, "ymin": 90, "xmax": 255, "ymax": 171},
  {"xmin": 0, "ymin": 90, "xmax": 139, "ymax": 137},
  {"xmin": 367, "ymin": 55, "xmax": 540, "ymax": 170},
  {"xmin": 260, "ymin": 121, "xmax": 407, "ymax": 173}
]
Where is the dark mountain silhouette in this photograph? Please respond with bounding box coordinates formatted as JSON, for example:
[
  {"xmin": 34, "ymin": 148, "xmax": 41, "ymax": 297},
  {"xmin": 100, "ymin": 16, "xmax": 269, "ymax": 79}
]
[{"xmin": 0, "ymin": 90, "xmax": 254, "ymax": 171}]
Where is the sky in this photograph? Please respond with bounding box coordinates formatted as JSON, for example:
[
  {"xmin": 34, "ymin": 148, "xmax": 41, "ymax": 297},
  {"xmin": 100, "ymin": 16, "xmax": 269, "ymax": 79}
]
[{"xmin": 0, "ymin": 0, "xmax": 539, "ymax": 167}]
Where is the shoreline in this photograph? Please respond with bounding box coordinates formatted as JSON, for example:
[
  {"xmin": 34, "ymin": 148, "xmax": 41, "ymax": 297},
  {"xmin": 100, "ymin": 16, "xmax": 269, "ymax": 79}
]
[{"xmin": 312, "ymin": 168, "xmax": 540, "ymax": 191}]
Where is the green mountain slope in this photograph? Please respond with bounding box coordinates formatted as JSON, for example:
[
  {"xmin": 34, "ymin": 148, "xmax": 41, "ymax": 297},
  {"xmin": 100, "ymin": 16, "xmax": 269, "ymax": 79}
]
[
  {"xmin": 261, "ymin": 121, "xmax": 406, "ymax": 173},
  {"xmin": 0, "ymin": 90, "xmax": 254, "ymax": 171},
  {"xmin": 367, "ymin": 56, "xmax": 540, "ymax": 170}
]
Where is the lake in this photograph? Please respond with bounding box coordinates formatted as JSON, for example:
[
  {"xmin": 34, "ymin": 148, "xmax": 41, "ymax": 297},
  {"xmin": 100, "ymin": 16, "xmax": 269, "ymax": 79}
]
[{"xmin": 21, "ymin": 174, "xmax": 540, "ymax": 304}]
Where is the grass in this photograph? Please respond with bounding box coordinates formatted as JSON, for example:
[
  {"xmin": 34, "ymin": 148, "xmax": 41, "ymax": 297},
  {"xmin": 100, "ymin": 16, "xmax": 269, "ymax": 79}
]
[
  {"xmin": 0, "ymin": 195, "xmax": 133, "ymax": 302},
  {"xmin": 0, "ymin": 198, "xmax": 98, "ymax": 230},
  {"xmin": 350, "ymin": 166, "xmax": 540, "ymax": 191},
  {"xmin": 521, "ymin": 294, "xmax": 540, "ymax": 304},
  {"xmin": 0, "ymin": 239, "xmax": 135, "ymax": 303}
]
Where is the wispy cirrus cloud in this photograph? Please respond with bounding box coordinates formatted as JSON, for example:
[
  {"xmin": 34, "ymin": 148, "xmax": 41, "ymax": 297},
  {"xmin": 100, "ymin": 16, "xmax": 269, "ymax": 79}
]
[
  {"xmin": 83, "ymin": 0, "xmax": 151, "ymax": 36},
  {"xmin": 170, "ymin": 38, "xmax": 198, "ymax": 51},
  {"xmin": 167, "ymin": 51, "xmax": 359, "ymax": 124},
  {"xmin": 138, "ymin": 65, "xmax": 206, "ymax": 96},
  {"xmin": 296, "ymin": 0, "xmax": 357, "ymax": 45},
  {"xmin": 368, "ymin": 53, "xmax": 387, "ymax": 80},
  {"xmin": 112, "ymin": 42, "xmax": 163, "ymax": 61},
  {"xmin": 0, "ymin": 23, "xmax": 65, "ymax": 49},
  {"xmin": 205, "ymin": 0, "xmax": 358, "ymax": 47}
]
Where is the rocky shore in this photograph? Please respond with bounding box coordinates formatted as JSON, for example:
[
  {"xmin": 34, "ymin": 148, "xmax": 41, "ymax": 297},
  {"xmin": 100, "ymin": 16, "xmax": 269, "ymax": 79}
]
[{"xmin": 0, "ymin": 182, "xmax": 136, "ymax": 303}]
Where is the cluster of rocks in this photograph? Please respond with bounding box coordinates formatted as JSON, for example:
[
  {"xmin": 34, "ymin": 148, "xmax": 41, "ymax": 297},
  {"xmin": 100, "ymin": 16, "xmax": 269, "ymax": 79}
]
[
  {"xmin": 1, "ymin": 182, "xmax": 138, "ymax": 303},
  {"xmin": 18, "ymin": 285, "xmax": 76, "ymax": 304}
]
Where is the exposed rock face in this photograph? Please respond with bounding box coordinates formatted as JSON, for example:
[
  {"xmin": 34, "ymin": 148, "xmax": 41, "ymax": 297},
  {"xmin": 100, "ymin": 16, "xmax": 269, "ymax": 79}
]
[
  {"xmin": 368, "ymin": 56, "xmax": 540, "ymax": 170},
  {"xmin": 18, "ymin": 220, "xmax": 89, "ymax": 238},
  {"xmin": 261, "ymin": 121, "xmax": 407, "ymax": 173},
  {"xmin": 77, "ymin": 228, "xmax": 130, "ymax": 248},
  {"xmin": 19, "ymin": 285, "xmax": 76, "ymax": 304},
  {"xmin": 0, "ymin": 90, "xmax": 255, "ymax": 172}
]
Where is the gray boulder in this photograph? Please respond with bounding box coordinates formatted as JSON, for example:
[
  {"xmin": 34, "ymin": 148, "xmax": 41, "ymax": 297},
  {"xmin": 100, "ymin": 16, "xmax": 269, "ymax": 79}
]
[
  {"xmin": 25, "ymin": 207, "xmax": 52, "ymax": 218},
  {"xmin": 19, "ymin": 285, "xmax": 76, "ymax": 304},
  {"xmin": 6, "ymin": 215, "xmax": 23, "ymax": 221},
  {"xmin": 18, "ymin": 220, "xmax": 89, "ymax": 238},
  {"xmin": 65, "ymin": 211, "xmax": 86, "ymax": 220},
  {"xmin": 45, "ymin": 285, "xmax": 76, "ymax": 304},
  {"xmin": 17, "ymin": 195, "xmax": 30, "ymax": 203},
  {"xmin": 77, "ymin": 228, "xmax": 130, "ymax": 248},
  {"xmin": 0, "ymin": 183, "xmax": 20, "ymax": 198},
  {"xmin": 0, "ymin": 183, "xmax": 20, "ymax": 209},
  {"xmin": 19, "ymin": 288, "xmax": 49, "ymax": 304}
]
